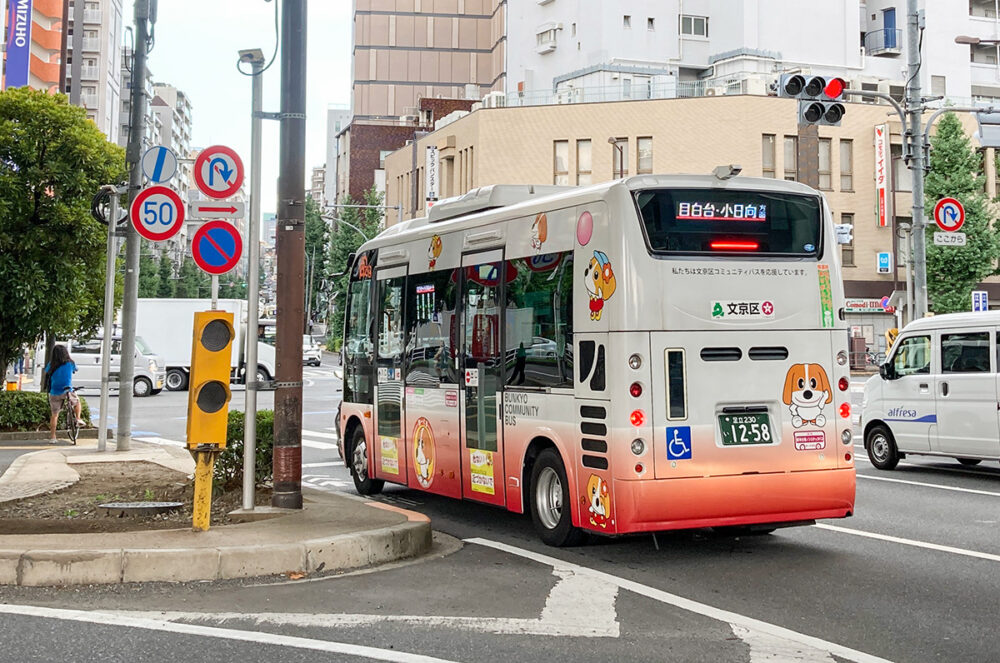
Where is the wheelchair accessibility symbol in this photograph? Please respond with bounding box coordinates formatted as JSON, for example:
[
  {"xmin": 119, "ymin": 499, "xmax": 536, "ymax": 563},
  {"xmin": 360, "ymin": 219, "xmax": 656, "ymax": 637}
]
[{"xmin": 666, "ymin": 426, "xmax": 692, "ymax": 460}]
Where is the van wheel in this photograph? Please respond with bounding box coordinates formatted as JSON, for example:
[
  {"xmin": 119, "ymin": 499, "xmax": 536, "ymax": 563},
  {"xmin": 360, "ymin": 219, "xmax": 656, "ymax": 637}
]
[
  {"xmin": 256, "ymin": 366, "xmax": 271, "ymax": 384},
  {"xmin": 133, "ymin": 376, "xmax": 152, "ymax": 398},
  {"xmin": 165, "ymin": 369, "xmax": 188, "ymax": 391},
  {"xmin": 957, "ymin": 458, "xmax": 982, "ymax": 466},
  {"xmin": 349, "ymin": 426, "xmax": 383, "ymax": 496},
  {"xmin": 866, "ymin": 424, "xmax": 899, "ymax": 470},
  {"xmin": 529, "ymin": 448, "xmax": 585, "ymax": 547}
]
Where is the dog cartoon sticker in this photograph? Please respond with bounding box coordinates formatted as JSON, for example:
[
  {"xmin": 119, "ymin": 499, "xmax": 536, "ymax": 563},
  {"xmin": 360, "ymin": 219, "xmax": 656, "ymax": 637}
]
[
  {"xmin": 584, "ymin": 250, "xmax": 616, "ymax": 321},
  {"xmin": 782, "ymin": 364, "xmax": 833, "ymax": 428},
  {"xmin": 427, "ymin": 235, "xmax": 443, "ymax": 270},
  {"xmin": 530, "ymin": 213, "xmax": 548, "ymax": 251},
  {"xmin": 586, "ymin": 474, "xmax": 611, "ymax": 529},
  {"xmin": 412, "ymin": 417, "xmax": 435, "ymax": 488}
]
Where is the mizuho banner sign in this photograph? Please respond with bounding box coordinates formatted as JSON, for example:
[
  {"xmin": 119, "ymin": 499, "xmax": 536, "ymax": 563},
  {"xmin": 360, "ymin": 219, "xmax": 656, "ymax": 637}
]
[{"xmin": 3, "ymin": 0, "xmax": 32, "ymax": 89}]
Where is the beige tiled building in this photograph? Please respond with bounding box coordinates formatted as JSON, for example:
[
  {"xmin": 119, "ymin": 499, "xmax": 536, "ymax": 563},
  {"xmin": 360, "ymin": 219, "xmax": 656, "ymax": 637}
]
[{"xmin": 385, "ymin": 94, "xmax": 999, "ymax": 351}]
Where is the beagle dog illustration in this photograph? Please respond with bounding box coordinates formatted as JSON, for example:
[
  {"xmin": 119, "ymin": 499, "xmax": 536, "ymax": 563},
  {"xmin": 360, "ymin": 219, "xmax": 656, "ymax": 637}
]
[
  {"xmin": 586, "ymin": 474, "xmax": 611, "ymax": 529},
  {"xmin": 584, "ymin": 250, "xmax": 616, "ymax": 321},
  {"xmin": 782, "ymin": 363, "xmax": 833, "ymax": 428},
  {"xmin": 531, "ymin": 213, "xmax": 548, "ymax": 250},
  {"xmin": 428, "ymin": 234, "xmax": 443, "ymax": 269}
]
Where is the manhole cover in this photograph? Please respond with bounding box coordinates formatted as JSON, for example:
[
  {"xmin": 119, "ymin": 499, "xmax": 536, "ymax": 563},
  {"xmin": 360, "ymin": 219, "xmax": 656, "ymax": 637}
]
[{"xmin": 99, "ymin": 501, "xmax": 184, "ymax": 517}]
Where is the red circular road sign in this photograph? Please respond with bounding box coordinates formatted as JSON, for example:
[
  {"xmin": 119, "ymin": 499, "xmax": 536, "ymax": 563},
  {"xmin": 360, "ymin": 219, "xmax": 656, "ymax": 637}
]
[
  {"xmin": 191, "ymin": 220, "xmax": 243, "ymax": 275},
  {"xmin": 130, "ymin": 185, "xmax": 185, "ymax": 242},
  {"xmin": 193, "ymin": 145, "xmax": 244, "ymax": 199},
  {"xmin": 933, "ymin": 197, "xmax": 965, "ymax": 232}
]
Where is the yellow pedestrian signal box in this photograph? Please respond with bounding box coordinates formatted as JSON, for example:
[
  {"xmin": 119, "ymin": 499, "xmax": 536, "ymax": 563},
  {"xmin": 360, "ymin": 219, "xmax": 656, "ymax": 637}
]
[{"xmin": 186, "ymin": 310, "xmax": 235, "ymax": 449}]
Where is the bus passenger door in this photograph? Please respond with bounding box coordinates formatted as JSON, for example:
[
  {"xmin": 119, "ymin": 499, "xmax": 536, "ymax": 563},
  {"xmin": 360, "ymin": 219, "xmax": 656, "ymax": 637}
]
[
  {"xmin": 460, "ymin": 251, "xmax": 506, "ymax": 506},
  {"xmin": 373, "ymin": 269, "xmax": 408, "ymax": 485}
]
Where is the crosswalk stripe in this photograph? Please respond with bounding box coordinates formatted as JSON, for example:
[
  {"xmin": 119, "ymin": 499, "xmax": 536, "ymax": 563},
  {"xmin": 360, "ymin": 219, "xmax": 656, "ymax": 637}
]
[
  {"xmin": 302, "ymin": 439, "xmax": 337, "ymax": 450},
  {"xmin": 302, "ymin": 429, "xmax": 338, "ymax": 441}
]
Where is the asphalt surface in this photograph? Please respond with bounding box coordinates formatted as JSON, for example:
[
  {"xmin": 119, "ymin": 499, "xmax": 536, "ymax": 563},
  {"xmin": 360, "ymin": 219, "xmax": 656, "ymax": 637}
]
[{"xmin": 3, "ymin": 370, "xmax": 999, "ymax": 662}]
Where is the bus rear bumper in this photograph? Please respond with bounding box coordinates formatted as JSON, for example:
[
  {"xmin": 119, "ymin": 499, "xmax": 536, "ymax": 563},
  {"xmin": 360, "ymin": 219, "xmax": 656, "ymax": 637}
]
[{"xmin": 610, "ymin": 468, "xmax": 855, "ymax": 534}]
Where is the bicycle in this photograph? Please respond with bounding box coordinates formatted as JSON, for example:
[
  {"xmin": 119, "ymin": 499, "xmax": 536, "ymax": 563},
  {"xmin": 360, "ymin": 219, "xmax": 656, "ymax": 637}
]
[{"xmin": 60, "ymin": 387, "xmax": 80, "ymax": 444}]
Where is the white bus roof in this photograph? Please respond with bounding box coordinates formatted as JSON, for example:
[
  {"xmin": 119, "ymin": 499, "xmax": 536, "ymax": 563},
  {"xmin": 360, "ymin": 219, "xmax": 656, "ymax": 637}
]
[
  {"xmin": 364, "ymin": 174, "xmax": 822, "ymax": 251},
  {"xmin": 903, "ymin": 311, "xmax": 1000, "ymax": 333}
]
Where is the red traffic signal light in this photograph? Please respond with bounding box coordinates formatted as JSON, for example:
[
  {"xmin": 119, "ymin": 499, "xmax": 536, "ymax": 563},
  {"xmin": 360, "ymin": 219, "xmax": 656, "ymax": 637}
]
[{"xmin": 823, "ymin": 77, "xmax": 846, "ymax": 99}]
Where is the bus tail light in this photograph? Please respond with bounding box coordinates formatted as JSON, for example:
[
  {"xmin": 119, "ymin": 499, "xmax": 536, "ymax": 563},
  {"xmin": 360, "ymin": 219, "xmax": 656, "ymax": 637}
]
[
  {"xmin": 630, "ymin": 409, "xmax": 645, "ymax": 427},
  {"xmin": 631, "ymin": 438, "xmax": 645, "ymax": 455},
  {"xmin": 845, "ymin": 453, "xmax": 852, "ymax": 462},
  {"xmin": 634, "ymin": 462, "xmax": 645, "ymax": 475},
  {"xmin": 841, "ymin": 429, "xmax": 852, "ymax": 445},
  {"xmin": 838, "ymin": 377, "xmax": 849, "ymax": 391},
  {"xmin": 710, "ymin": 241, "xmax": 759, "ymax": 251},
  {"xmin": 839, "ymin": 403, "xmax": 851, "ymax": 418},
  {"xmin": 628, "ymin": 353, "xmax": 643, "ymax": 370},
  {"xmin": 629, "ymin": 382, "xmax": 643, "ymax": 398}
]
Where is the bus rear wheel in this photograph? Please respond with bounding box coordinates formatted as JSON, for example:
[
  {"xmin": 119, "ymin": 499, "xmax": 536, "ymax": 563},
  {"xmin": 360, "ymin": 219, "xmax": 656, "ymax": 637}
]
[
  {"xmin": 529, "ymin": 449, "xmax": 585, "ymax": 547},
  {"xmin": 349, "ymin": 426, "xmax": 383, "ymax": 496}
]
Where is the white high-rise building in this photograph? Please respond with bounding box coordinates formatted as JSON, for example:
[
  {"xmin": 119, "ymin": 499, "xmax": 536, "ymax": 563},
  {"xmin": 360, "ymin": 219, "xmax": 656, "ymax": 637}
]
[
  {"xmin": 65, "ymin": 0, "xmax": 124, "ymax": 139},
  {"xmin": 505, "ymin": 1, "xmax": 1000, "ymax": 107}
]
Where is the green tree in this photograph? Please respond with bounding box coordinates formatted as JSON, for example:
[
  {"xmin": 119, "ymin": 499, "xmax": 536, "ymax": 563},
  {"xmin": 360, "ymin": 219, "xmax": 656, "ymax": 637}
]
[
  {"xmin": 156, "ymin": 248, "xmax": 175, "ymax": 298},
  {"xmin": 924, "ymin": 112, "xmax": 1000, "ymax": 313},
  {"xmin": 138, "ymin": 250, "xmax": 160, "ymax": 297},
  {"xmin": 304, "ymin": 195, "xmax": 329, "ymax": 326},
  {"xmin": 0, "ymin": 88, "xmax": 126, "ymax": 368},
  {"xmin": 327, "ymin": 188, "xmax": 383, "ymax": 347},
  {"xmin": 174, "ymin": 256, "xmax": 209, "ymax": 298}
]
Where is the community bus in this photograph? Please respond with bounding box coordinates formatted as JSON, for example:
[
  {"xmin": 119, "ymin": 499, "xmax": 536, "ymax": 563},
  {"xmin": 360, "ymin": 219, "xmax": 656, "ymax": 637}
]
[{"xmin": 337, "ymin": 174, "xmax": 856, "ymax": 546}]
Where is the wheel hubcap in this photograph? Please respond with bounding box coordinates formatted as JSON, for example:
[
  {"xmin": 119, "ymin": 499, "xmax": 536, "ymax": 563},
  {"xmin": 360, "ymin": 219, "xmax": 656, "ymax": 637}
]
[
  {"xmin": 352, "ymin": 439, "xmax": 368, "ymax": 480},
  {"xmin": 535, "ymin": 467, "xmax": 563, "ymax": 530},
  {"xmin": 871, "ymin": 434, "xmax": 888, "ymax": 462},
  {"xmin": 167, "ymin": 373, "xmax": 182, "ymax": 389}
]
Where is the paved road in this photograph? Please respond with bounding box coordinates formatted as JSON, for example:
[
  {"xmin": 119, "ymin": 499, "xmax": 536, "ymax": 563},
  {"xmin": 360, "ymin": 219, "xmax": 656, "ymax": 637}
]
[{"xmin": 5, "ymin": 374, "xmax": 1000, "ymax": 662}]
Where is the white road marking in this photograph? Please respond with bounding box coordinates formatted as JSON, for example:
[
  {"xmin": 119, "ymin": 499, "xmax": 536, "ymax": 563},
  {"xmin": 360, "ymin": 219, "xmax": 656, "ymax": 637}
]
[
  {"xmin": 731, "ymin": 624, "xmax": 836, "ymax": 663},
  {"xmin": 302, "ymin": 429, "xmax": 340, "ymax": 440},
  {"xmin": 466, "ymin": 537, "xmax": 892, "ymax": 663},
  {"xmin": 814, "ymin": 524, "xmax": 1000, "ymax": 563},
  {"xmin": 0, "ymin": 604, "xmax": 459, "ymax": 663},
  {"xmin": 302, "ymin": 439, "xmax": 337, "ymax": 450},
  {"xmin": 854, "ymin": 454, "xmax": 1000, "ymax": 478},
  {"xmin": 856, "ymin": 473, "xmax": 1000, "ymax": 497},
  {"xmin": 106, "ymin": 567, "xmax": 619, "ymax": 638},
  {"xmin": 133, "ymin": 436, "xmax": 184, "ymax": 448},
  {"xmin": 302, "ymin": 461, "xmax": 341, "ymax": 468}
]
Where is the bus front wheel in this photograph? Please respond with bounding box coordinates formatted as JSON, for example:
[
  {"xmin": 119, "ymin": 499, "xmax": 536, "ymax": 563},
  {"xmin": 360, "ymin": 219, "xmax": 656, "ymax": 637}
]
[
  {"xmin": 349, "ymin": 426, "xmax": 383, "ymax": 496},
  {"xmin": 529, "ymin": 448, "xmax": 584, "ymax": 547}
]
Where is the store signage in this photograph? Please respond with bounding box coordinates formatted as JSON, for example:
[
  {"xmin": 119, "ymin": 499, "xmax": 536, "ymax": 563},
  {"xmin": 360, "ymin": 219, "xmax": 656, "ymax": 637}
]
[{"xmin": 874, "ymin": 124, "xmax": 891, "ymax": 228}]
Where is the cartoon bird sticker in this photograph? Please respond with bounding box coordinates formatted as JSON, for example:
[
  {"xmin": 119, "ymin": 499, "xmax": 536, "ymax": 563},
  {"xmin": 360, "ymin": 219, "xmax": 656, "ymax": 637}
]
[
  {"xmin": 584, "ymin": 250, "xmax": 616, "ymax": 321},
  {"xmin": 782, "ymin": 364, "xmax": 833, "ymax": 428},
  {"xmin": 428, "ymin": 234, "xmax": 443, "ymax": 270},
  {"xmin": 586, "ymin": 474, "xmax": 611, "ymax": 529},
  {"xmin": 531, "ymin": 213, "xmax": 548, "ymax": 251}
]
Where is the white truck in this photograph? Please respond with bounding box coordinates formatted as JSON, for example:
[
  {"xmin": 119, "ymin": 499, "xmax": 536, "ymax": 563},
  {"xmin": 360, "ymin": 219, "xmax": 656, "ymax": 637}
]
[{"xmin": 136, "ymin": 298, "xmax": 276, "ymax": 391}]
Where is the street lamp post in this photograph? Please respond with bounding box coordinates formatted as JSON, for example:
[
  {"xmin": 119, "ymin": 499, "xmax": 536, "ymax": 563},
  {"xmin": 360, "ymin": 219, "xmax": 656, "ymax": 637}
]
[{"xmin": 608, "ymin": 137, "xmax": 624, "ymax": 178}]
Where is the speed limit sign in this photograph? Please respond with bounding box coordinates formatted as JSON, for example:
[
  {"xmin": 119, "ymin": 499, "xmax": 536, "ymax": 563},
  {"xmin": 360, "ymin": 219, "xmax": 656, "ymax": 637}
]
[{"xmin": 130, "ymin": 185, "xmax": 185, "ymax": 242}]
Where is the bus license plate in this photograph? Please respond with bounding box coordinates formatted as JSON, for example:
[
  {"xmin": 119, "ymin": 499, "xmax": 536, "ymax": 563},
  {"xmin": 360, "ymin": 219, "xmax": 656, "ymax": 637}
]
[{"xmin": 718, "ymin": 413, "xmax": 773, "ymax": 446}]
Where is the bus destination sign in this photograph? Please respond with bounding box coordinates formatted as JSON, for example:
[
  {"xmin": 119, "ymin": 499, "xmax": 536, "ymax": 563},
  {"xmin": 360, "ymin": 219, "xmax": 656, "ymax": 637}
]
[{"xmin": 676, "ymin": 201, "xmax": 768, "ymax": 222}]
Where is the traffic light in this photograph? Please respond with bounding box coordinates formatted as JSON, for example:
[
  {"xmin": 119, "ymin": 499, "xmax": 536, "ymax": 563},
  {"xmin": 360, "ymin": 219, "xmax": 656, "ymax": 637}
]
[
  {"xmin": 777, "ymin": 74, "xmax": 847, "ymax": 126},
  {"xmin": 834, "ymin": 223, "xmax": 854, "ymax": 244},
  {"xmin": 186, "ymin": 310, "xmax": 235, "ymax": 449}
]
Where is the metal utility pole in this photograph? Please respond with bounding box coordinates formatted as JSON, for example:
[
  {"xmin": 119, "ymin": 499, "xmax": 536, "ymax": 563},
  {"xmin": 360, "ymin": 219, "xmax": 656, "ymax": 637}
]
[
  {"xmin": 906, "ymin": 0, "xmax": 928, "ymax": 320},
  {"xmin": 117, "ymin": 0, "xmax": 155, "ymax": 452},
  {"xmin": 240, "ymin": 48, "xmax": 266, "ymax": 511},
  {"xmin": 273, "ymin": 0, "xmax": 307, "ymax": 509},
  {"xmin": 97, "ymin": 185, "xmax": 126, "ymax": 452}
]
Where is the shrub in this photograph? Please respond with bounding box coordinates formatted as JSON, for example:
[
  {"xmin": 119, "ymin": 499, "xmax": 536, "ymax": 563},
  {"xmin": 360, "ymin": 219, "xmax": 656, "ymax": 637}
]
[
  {"xmin": 0, "ymin": 391, "xmax": 91, "ymax": 432},
  {"xmin": 214, "ymin": 409, "xmax": 274, "ymax": 488}
]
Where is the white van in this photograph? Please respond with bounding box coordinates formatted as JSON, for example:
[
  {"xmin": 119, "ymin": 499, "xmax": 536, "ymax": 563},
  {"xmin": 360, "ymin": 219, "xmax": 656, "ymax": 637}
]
[
  {"xmin": 861, "ymin": 311, "xmax": 1000, "ymax": 469},
  {"xmin": 52, "ymin": 335, "xmax": 165, "ymax": 397}
]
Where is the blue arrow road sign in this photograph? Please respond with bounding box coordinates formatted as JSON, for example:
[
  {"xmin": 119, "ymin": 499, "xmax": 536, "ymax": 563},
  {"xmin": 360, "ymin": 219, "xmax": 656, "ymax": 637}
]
[
  {"xmin": 208, "ymin": 157, "xmax": 234, "ymax": 186},
  {"xmin": 972, "ymin": 291, "xmax": 988, "ymax": 312},
  {"xmin": 141, "ymin": 145, "xmax": 178, "ymax": 184}
]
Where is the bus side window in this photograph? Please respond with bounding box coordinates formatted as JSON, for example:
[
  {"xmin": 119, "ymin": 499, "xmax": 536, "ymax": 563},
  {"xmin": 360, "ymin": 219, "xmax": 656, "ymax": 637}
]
[
  {"xmin": 344, "ymin": 271, "xmax": 375, "ymax": 404},
  {"xmin": 404, "ymin": 268, "xmax": 459, "ymax": 385}
]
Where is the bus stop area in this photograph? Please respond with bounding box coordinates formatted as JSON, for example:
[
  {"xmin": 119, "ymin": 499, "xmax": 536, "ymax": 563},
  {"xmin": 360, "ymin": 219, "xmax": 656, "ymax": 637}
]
[{"xmin": 0, "ymin": 439, "xmax": 430, "ymax": 586}]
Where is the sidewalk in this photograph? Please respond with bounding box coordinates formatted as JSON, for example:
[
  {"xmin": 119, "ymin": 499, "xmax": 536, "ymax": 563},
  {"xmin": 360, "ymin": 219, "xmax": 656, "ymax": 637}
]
[{"xmin": 0, "ymin": 439, "xmax": 431, "ymax": 586}]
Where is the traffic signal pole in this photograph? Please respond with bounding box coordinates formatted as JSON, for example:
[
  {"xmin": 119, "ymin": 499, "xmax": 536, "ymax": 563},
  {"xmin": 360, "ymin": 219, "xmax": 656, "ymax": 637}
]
[
  {"xmin": 906, "ymin": 0, "xmax": 929, "ymax": 320},
  {"xmin": 273, "ymin": 0, "xmax": 307, "ymax": 509},
  {"xmin": 117, "ymin": 0, "xmax": 154, "ymax": 452}
]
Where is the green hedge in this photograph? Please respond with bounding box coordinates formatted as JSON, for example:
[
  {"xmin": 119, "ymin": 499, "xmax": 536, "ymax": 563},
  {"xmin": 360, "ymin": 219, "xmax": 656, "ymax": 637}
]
[
  {"xmin": 214, "ymin": 409, "xmax": 274, "ymax": 488},
  {"xmin": 0, "ymin": 391, "xmax": 91, "ymax": 432}
]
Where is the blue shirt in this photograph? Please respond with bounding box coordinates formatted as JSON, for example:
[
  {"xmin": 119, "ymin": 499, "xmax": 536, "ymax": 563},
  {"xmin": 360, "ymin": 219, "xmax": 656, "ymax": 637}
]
[{"xmin": 46, "ymin": 361, "xmax": 76, "ymax": 395}]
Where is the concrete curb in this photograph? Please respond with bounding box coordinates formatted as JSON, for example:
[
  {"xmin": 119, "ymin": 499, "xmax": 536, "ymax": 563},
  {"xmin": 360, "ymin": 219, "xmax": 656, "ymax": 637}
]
[
  {"xmin": 0, "ymin": 518, "xmax": 431, "ymax": 586},
  {"xmin": 0, "ymin": 429, "xmax": 99, "ymax": 441}
]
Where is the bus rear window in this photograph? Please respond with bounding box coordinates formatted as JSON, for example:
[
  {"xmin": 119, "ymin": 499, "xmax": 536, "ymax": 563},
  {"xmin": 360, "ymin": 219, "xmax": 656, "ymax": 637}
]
[{"xmin": 634, "ymin": 188, "xmax": 822, "ymax": 257}]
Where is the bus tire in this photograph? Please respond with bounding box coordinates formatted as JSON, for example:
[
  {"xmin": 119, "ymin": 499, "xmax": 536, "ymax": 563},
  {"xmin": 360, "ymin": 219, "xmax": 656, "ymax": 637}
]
[
  {"xmin": 349, "ymin": 426, "xmax": 383, "ymax": 496},
  {"xmin": 866, "ymin": 424, "xmax": 899, "ymax": 470},
  {"xmin": 529, "ymin": 448, "xmax": 585, "ymax": 547},
  {"xmin": 957, "ymin": 458, "xmax": 981, "ymax": 466}
]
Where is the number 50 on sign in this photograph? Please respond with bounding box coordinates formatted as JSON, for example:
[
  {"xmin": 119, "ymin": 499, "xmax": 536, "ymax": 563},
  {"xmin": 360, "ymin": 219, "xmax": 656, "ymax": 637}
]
[{"xmin": 130, "ymin": 185, "xmax": 185, "ymax": 242}]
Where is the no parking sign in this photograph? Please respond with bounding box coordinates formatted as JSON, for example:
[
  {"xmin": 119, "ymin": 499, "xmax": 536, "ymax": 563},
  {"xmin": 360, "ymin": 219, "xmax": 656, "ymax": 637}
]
[{"xmin": 191, "ymin": 220, "xmax": 243, "ymax": 275}]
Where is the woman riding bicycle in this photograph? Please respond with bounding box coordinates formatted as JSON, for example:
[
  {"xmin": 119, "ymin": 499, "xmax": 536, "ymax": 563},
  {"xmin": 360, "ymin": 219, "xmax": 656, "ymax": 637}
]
[{"xmin": 44, "ymin": 344, "xmax": 83, "ymax": 442}]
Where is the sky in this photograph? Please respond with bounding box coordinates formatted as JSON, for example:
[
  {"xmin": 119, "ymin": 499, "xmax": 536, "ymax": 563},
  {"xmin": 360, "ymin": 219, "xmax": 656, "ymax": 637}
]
[{"xmin": 146, "ymin": 0, "xmax": 351, "ymax": 216}]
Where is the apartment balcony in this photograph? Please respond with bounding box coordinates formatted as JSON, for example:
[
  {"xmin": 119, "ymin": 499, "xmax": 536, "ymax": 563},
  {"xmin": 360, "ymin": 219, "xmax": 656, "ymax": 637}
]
[
  {"xmin": 83, "ymin": 8, "xmax": 102, "ymax": 23},
  {"xmin": 81, "ymin": 93, "xmax": 98, "ymax": 109},
  {"xmin": 80, "ymin": 65, "xmax": 99, "ymax": 80},
  {"xmin": 865, "ymin": 29, "xmax": 903, "ymax": 56},
  {"xmin": 82, "ymin": 37, "xmax": 101, "ymax": 52}
]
